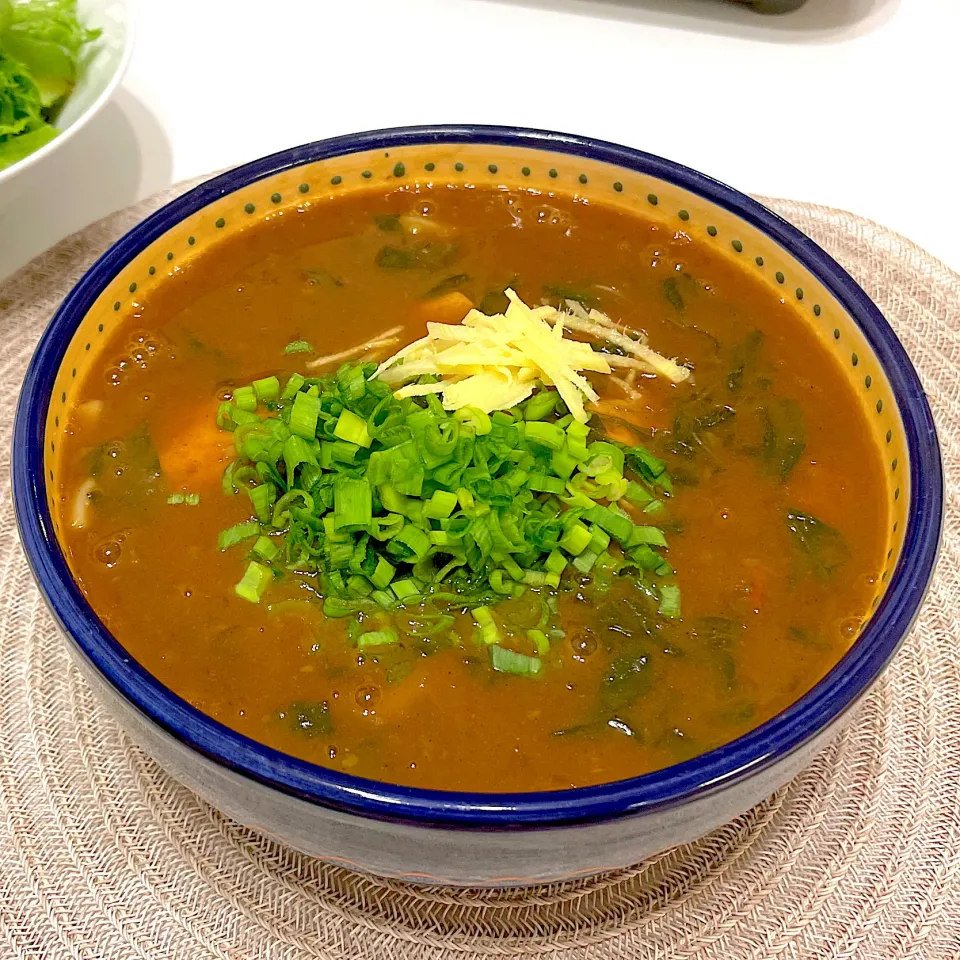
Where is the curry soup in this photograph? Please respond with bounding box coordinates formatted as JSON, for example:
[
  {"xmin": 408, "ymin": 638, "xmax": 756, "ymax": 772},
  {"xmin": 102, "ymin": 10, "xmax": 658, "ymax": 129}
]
[{"xmin": 55, "ymin": 186, "xmax": 887, "ymax": 793}]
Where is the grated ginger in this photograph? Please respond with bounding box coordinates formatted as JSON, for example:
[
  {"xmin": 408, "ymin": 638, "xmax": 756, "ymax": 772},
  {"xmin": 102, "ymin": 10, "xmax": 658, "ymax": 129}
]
[{"xmin": 373, "ymin": 288, "xmax": 689, "ymax": 422}]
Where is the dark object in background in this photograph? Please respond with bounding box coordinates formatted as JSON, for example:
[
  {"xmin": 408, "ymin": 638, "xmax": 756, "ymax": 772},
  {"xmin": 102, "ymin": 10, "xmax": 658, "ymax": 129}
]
[{"xmin": 735, "ymin": 0, "xmax": 809, "ymax": 11}]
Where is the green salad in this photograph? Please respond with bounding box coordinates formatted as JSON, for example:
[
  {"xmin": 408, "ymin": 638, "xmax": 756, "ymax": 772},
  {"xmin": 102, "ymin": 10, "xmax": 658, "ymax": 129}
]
[{"xmin": 0, "ymin": 0, "xmax": 100, "ymax": 171}]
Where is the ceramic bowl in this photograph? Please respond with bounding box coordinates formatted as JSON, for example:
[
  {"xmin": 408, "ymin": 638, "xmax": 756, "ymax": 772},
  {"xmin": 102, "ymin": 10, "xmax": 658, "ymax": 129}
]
[
  {"xmin": 0, "ymin": 0, "xmax": 131, "ymax": 206},
  {"xmin": 12, "ymin": 126, "xmax": 943, "ymax": 886}
]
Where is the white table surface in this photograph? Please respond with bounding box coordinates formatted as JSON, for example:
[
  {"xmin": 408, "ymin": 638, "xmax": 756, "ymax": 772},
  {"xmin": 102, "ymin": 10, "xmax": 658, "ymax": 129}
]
[{"xmin": 1, "ymin": 0, "xmax": 957, "ymax": 282}]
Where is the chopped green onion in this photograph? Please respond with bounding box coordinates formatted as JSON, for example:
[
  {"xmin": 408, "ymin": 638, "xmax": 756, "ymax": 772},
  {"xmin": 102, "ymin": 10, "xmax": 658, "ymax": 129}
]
[
  {"xmin": 289, "ymin": 391, "xmax": 321, "ymax": 439},
  {"xmin": 583, "ymin": 441, "xmax": 625, "ymax": 476},
  {"xmin": 630, "ymin": 544, "xmax": 661, "ymax": 570},
  {"xmin": 524, "ymin": 390, "xmax": 557, "ymax": 421},
  {"xmin": 334, "ymin": 408, "xmax": 373, "ymax": 448},
  {"xmin": 490, "ymin": 570, "xmax": 513, "ymax": 594},
  {"xmin": 347, "ymin": 574, "xmax": 373, "ymax": 597},
  {"xmin": 218, "ymin": 521, "xmax": 260, "ymax": 551},
  {"xmin": 283, "ymin": 434, "xmax": 317, "ymax": 480},
  {"xmin": 659, "ymin": 583, "xmax": 682, "ymax": 619},
  {"xmin": 171, "ymin": 492, "xmax": 199, "ymax": 506},
  {"xmin": 545, "ymin": 550, "xmax": 567, "ymax": 575},
  {"xmin": 284, "ymin": 340, "xmax": 314, "ymax": 355},
  {"xmin": 566, "ymin": 421, "xmax": 590, "ymax": 461},
  {"xmin": 424, "ymin": 489, "xmax": 458, "ymax": 520},
  {"xmin": 252, "ymin": 535, "xmax": 280, "ymax": 562},
  {"xmin": 584, "ymin": 504, "xmax": 634, "ymax": 544},
  {"xmin": 371, "ymin": 589, "xmax": 397, "ymax": 609},
  {"xmin": 234, "ymin": 561, "xmax": 272, "ymax": 603},
  {"xmin": 370, "ymin": 556, "xmax": 396, "ymax": 589},
  {"xmin": 334, "ymin": 477, "xmax": 373, "ymax": 532},
  {"xmin": 247, "ymin": 483, "xmax": 276, "ymax": 522},
  {"xmin": 215, "ymin": 363, "xmax": 678, "ymax": 655},
  {"xmin": 370, "ymin": 513, "xmax": 404, "ymax": 540},
  {"xmin": 388, "ymin": 523, "xmax": 432, "ymax": 562},
  {"xmin": 325, "ymin": 440, "xmax": 361, "ymax": 465},
  {"xmin": 324, "ymin": 596, "xmax": 363, "ymax": 618},
  {"xmin": 273, "ymin": 489, "xmax": 314, "ymax": 527},
  {"xmin": 223, "ymin": 403, "xmax": 266, "ymax": 432},
  {"xmin": 337, "ymin": 364, "xmax": 368, "ymax": 401},
  {"xmin": 222, "ymin": 461, "xmax": 239, "ymax": 494},
  {"xmin": 473, "ymin": 605, "xmax": 501, "ymax": 645},
  {"xmin": 588, "ymin": 524, "xmax": 611, "ymax": 553},
  {"xmin": 560, "ymin": 522, "xmax": 592, "ymax": 556},
  {"xmin": 572, "ymin": 549, "xmax": 600, "ymax": 574},
  {"xmin": 527, "ymin": 473, "xmax": 565, "ymax": 494},
  {"xmin": 233, "ymin": 385, "xmax": 257, "ymax": 412},
  {"xmin": 358, "ymin": 629, "xmax": 399, "ymax": 649},
  {"xmin": 561, "ymin": 487, "xmax": 594, "ymax": 511},
  {"xmin": 391, "ymin": 579, "xmax": 421, "ymax": 602},
  {"xmin": 253, "ymin": 376, "xmax": 280, "ymax": 403},
  {"xmin": 524, "ymin": 421, "xmax": 565, "ymax": 451},
  {"xmin": 504, "ymin": 469, "xmax": 528, "ymax": 492},
  {"xmin": 628, "ymin": 525, "xmax": 668, "ymax": 548},
  {"xmin": 551, "ymin": 444, "xmax": 578, "ymax": 479},
  {"xmin": 491, "ymin": 645, "xmax": 541, "ymax": 676},
  {"xmin": 395, "ymin": 466, "xmax": 424, "ymax": 497},
  {"xmin": 282, "ymin": 372, "xmax": 306, "ymax": 400},
  {"xmin": 216, "ymin": 402, "xmax": 235, "ymax": 431},
  {"xmin": 625, "ymin": 444, "xmax": 668, "ymax": 485},
  {"xmin": 378, "ymin": 484, "xmax": 410, "ymax": 516},
  {"xmin": 454, "ymin": 406, "xmax": 492, "ymax": 435},
  {"xmin": 527, "ymin": 629, "xmax": 550, "ymax": 656},
  {"xmin": 625, "ymin": 481, "xmax": 654, "ymax": 507}
]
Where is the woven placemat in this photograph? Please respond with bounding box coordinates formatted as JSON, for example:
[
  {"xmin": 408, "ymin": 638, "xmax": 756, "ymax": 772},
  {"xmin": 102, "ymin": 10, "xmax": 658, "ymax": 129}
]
[{"xmin": 0, "ymin": 183, "xmax": 958, "ymax": 959}]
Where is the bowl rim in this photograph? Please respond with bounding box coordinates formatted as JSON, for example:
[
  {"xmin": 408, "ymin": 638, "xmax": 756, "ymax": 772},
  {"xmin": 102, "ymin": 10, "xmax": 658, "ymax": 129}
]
[
  {"xmin": 0, "ymin": 0, "xmax": 133, "ymax": 189},
  {"xmin": 12, "ymin": 124, "xmax": 944, "ymax": 829}
]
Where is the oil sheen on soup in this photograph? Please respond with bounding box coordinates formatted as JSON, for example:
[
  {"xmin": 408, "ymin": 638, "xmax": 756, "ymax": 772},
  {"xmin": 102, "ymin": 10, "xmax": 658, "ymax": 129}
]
[{"xmin": 56, "ymin": 185, "xmax": 888, "ymax": 792}]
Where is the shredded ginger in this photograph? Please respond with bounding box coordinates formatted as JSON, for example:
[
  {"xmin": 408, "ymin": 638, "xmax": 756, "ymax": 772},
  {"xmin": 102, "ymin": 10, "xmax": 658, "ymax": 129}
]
[{"xmin": 373, "ymin": 289, "xmax": 689, "ymax": 423}]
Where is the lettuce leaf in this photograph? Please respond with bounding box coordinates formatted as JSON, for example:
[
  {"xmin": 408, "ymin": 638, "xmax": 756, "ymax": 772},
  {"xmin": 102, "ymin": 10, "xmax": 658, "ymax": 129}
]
[
  {"xmin": 0, "ymin": 119, "xmax": 55, "ymax": 168},
  {"xmin": 0, "ymin": 0, "xmax": 97, "ymax": 168},
  {"xmin": 0, "ymin": 53, "xmax": 46, "ymax": 137},
  {"xmin": 3, "ymin": 0, "xmax": 100, "ymax": 85}
]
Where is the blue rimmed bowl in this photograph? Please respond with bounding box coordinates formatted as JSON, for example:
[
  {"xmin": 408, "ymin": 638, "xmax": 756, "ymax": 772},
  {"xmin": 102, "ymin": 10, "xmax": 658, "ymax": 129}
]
[{"xmin": 12, "ymin": 126, "xmax": 943, "ymax": 886}]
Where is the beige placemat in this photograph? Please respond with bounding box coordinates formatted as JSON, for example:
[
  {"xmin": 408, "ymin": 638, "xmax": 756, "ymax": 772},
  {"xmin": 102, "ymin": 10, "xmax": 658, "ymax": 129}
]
[{"xmin": 0, "ymin": 182, "xmax": 958, "ymax": 959}]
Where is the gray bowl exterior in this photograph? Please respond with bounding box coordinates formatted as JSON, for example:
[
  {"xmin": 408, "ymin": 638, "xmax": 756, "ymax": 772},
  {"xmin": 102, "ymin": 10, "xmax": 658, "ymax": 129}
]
[{"xmin": 69, "ymin": 633, "xmax": 854, "ymax": 886}]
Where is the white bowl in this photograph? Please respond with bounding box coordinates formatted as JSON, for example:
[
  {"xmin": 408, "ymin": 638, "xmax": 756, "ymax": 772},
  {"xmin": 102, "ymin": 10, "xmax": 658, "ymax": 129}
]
[{"xmin": 0, "ymin": 0, "xmax": 131, "ymax": 206}]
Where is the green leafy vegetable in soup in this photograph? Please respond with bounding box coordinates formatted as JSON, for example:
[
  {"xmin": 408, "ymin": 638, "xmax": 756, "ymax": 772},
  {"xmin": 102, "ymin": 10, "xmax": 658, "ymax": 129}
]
[{"xmin": 54, "ymin": 183, "xmax": 889, "ymax": 793}]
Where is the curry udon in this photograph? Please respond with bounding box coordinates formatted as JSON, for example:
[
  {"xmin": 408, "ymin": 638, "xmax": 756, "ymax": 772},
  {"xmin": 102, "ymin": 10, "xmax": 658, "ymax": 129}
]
[{"xmin": 54, "ymin": 185, "xmax": 887, "ymax": 792}]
